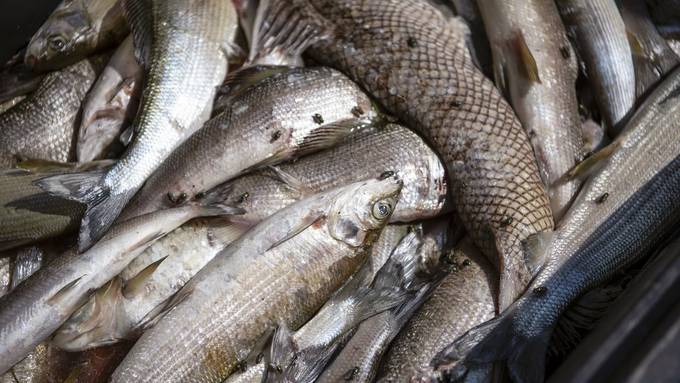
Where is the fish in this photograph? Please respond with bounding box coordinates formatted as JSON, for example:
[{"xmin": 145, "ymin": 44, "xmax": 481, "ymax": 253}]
[
  {"xmin": 53, "ymin": 219, "xmax": 249, "ymax": 351},
  {"xmin": 477, "ymin": 0, "xmax": 584, "ymax": 221},
  {"xmin": 38, "ymin": 0, "xmax": 239, "ymax": 252},
  {"xmin": 431, "ymin": 65, "xmax": 680, "ymax": 383},
  {"xmin": 119, "ymin": 66, "xmax": 379, "ymax": 221},
  {"xmin": 0, "ymin": 60, "xmax": 44, "ymax": 106},
  {"xmin": 77, "ymin": 35, "xmax": 143, "ymax": 162},
  {"xmin": 0, "ymin": 195, "xmax": 242, "ymax": 374},
  {"xmin": 620, "ymin": 0, "xmax": 680, "ymax": 98},
  {"xmin": 555, "ymin": 0, "xmax": 636, "ymax": 135},
  {"xmin": 0, "ymin": 96, "xmax": 25, "ymax": 115},
  {"xmin": 448, "ymin": 0, "xmax": 493, "ymax": 76},
  {"xmin": 209, "ymin": 124, "xmax": 448, "ymax": 227},
  {"xmin": 0, "ymin": 257, "xmax": 10, "ymax": 299},
  {"xmin": 0, "ymin": 343, "xmax": 50, "ymax": 383},
  {"xmin": 25, "ymin": 0, "xmax": 129, "ymax": 72},
  {"xmin": 0, "ymin": 57, "xmax": 105, "ymax": 168},
  {"xmin": 250, "ymin": 0, "xmax": 553, "ymax": 310},
  {"xmin": 111, "ymin": 175, "xmax": 402, "ymax": 383}
]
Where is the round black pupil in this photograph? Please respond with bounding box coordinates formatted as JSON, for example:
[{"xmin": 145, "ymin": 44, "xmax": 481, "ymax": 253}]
[
  {"xmin": 52, "ymin": 38, "xmax": 64, "ymax": 49},
  {"xmin": 379, "ymin": 204, "xmax": 388, "ymax": 215}
]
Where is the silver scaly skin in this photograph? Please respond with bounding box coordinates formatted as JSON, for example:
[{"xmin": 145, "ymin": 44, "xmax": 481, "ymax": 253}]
[
  {"xmin": 111, "ymin": 176, "xmax": 402, "ymax": 383},
  {"xmin": 477, "ymin": 0, "xmax": 584, "ymax": 220},
  {"xmin": 555, "ymin": 0, "xmax": 635, "ymax": 135},
  {"xmin": 121, "ymin": 66, "xmax": 377, "ymax": 220},
  {"xmin": 433, "ymin": 66, "xmax": 680, "ymax": 383}
]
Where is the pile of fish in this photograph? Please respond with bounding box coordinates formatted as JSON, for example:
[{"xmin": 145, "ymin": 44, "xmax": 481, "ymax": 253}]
[{"xmin": 1, "ymin": 0, "xmax": 679, "ymax": 382}]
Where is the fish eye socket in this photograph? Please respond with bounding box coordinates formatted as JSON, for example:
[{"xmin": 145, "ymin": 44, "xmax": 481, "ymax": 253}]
[
  {"xmin": 372, "ymin": 200, "xmax": 392, "ymax": 220},
  {"xmin": 49, "ymin": 36, "xmax": 67, "ymax": 51}
]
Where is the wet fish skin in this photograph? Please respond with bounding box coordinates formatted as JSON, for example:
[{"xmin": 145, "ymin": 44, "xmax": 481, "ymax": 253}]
[
  {"xmin": 556, "ymin": 0, "xmax": 635, "ymax": 134},
  {"xmin": 254, "ymin": 0, "xmax": 552, "ymax": 310},
  {"xmin": 25, "ymin": 0, "xmax": 128, "ymax": 72},
  {"xmin": 54, "ymin": 219, "xmax": 249, "ymax": 351},
  {"xmin": 78, "ymin": 35, "xmax": 143, "ymax": 162},
  {"xmin": 215, "ymin": 124, "xmax": 449, "ymax": 227},
  {"xmin": 477, "ymin": 0, "xmax": 584, "ymax": 220},
  {"xmin": 0, "ymin": 58, "xmax": 104, "ymax": 168},
  {"xmin": 433, "ymin": 66, "xmax": 680, "ymax": 383},
  {"xmin": 111, "ymin": 176, "xmax": 402, "ymax": 383},
  {"xmin": 0, "ymin": 198, "xmax": 238, "ymax": 375},
  {"xmin": 0, "ymin": 61, "xmax": 44, "ymax": 106}
]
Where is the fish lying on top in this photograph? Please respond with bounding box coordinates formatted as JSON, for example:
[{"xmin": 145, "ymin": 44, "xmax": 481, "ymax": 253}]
[
  {"xmin": 0, "ymin": 58, "xmax": 44, "ymax": 106},
  {"xmin": 0, "ymin": 195, "xmax": 242, "ymax": 375},
  {"xmin": 111, "ymin": 176, "xmax": 402, "ymax": 383},
  {"xmin": 477, "ymin": 0, "xmax": 584, "ymax": 220},
  {"xmin": 78, "ymin": 35, "xmax": 143, "ymax": 162},
  {"xmin": 25, "ymin": 0, "xmax": 128, "ymax": 72},
  {"xmin": 38, "ymin": 0, "xmax": 239, "ymax": 251},
  {"xmin": 250, "ymin": 0, "xmax": 554, "ymax": 310},
  {"xmin": 0, "ymin": 57, "xmax": 106, "ymax": 169},
  {"xmin": 555, "ymin": 0, "xmax": 635, "ymax": 136},
  {"xmin": 119, "ymin": 66, "xmax": 379, "ymax": 221},
  {"xmin": 431, "ymin": 65, "xmax": 680, "ymax": 383}
]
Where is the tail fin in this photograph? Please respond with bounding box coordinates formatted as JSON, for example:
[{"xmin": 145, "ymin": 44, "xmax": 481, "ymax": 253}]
[
  {"xmin": 35, "ymin": 170, "xmax": 133, "ymax": 252},
  {"xmin": 192, "ymin": 183, "xmax": 246, "ymax": 217},
  {"xmin": 372, "ymin": 231, "xmax": 422, "ymax": 290}
]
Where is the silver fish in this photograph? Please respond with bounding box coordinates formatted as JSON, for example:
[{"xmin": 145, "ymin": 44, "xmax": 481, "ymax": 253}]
[
  {"xmin": 111, "ymin": 176, "xmax": 402, "ymax": 383},
  {"xmin": 0, "ymin": 196, "xmax": 241, "ymax": 374},
  {"xmin": 38, "ymin": 0, "xmax": 239, "ymax": 251},
  {"xmin": 120, "ymin": 66, "xmax": 378, "ymax": 221},
  {"xmin": 433, "ymin": 66, "xmax": 680, "ymax": 383},
  {"xmin": 78, "ymin": 35, "xmax": 143, "ymax": 162}
]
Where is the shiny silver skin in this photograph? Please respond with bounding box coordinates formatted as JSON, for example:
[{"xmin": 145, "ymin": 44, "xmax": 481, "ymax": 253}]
[
  {"xmin": 0, "ymin": 58, "xmax": 103, "ymax": 168},
  {"xmin": 121, "ymin": 66, "xmax": 377, "ymax": 221},
  {"xmin": 111, "ymin": 176, "xmax": 402, "ymax": 383},
  {"xmin": 78, "ymin": 35, "xmax": 142, "ymax": 162},
  {"xmin": 54, "ymin": 219, "xmax": 249, "ymax": 351},
  {"xmin": 215, "ymin": 124, "xmax": 449, "ymax": 226},
  {"xmin": 25, "ymin": 0, "xmax": 128, "ymax": 71},
  {"xmin": 477, "ymin": 0, "xmax": 584, "ymax": 220},
  {"xmin": 555, "ymin": 0, "xmax": 635, "ymax": 134},
  {"xmin": 9, "ymin": 246, "xmax": 46, "ymax": 290},
  {"xmin": 0, "ymin": 201, "xmax": 233, "ymax": 375},
  {"xmin": 434, "ymin": 66, "xmax": 680, "ymax": 383}
]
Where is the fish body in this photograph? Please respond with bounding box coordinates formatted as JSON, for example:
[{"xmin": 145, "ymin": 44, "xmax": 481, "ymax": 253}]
[
  {"xmin": 477, "ymin": 0, "xmax": 584, "ymax": 220},
  {"xmin": 0, "ymin": 58, "xmax": 103, "ymax": 168},
  {"xmin": 25, "ymin": 0, "xmax": 128, "ymax": 71},
  {"xmin": 0, "ymin": 62, "xmax": 44, "ymax": 106},
  {"xmin": 111, "ymin": 176, "xmax": 402, "ymax": 383},
  {"xmin": 556, "ymin": 0, "xmax": 635, "ymax": 134},
  {"xmin": 121, "ymin": 66, "xmax": 377, "ymax": 220},
  {"xmin": 78, "ymin": 35, "xmax": 143, "ymax": 162},
  {"xmin": 252, "ymin": 0, "xmax": 552, "ymax": 309}
]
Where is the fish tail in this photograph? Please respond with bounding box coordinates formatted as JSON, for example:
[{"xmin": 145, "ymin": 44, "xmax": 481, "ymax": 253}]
[{"xmin": 192, "ymin": 183, "xmax": 246, "ymax": 218}]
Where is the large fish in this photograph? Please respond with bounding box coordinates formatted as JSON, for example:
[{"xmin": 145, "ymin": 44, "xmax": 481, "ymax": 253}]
[
  {"xmin": 39, "ymin": 0, "xmax": 239, "ymax": 251},
  {"xmin": 25, "ymin": 0, "xmax": 128, "ymax": 71},
  {"xmin": 214, "ymin": 124, "xmax": 448, "ymax": 226},
  {"xmin": 120, "ymin": 66, "xmax": 378, "ymax": 220},
  {"xmin": 111, "ymin": 175, "xmax": 402, "ymax": 383},
  {"xmin": 0, "ymin": 196, "xmax": 242, "ymax": 374},
  {"xmin": 251, "ymin": 0, "xmax": 553, "ymax": 309},
  {"xmin": 555, "ymin": 0, "xmax": 635, "ymax": 135},
  {"xmin": 77, "ymin": 35, "xmax": 143, "ymax": 162},
  {"xmin": 0, "ymin": 58, "xmax": 105, "ymax": 168},
  {"xmin": 432, "ymin": 66, "xmax": 680, "ymax": 383},
  {"xmin": 477, "ymin": 0, "xmax": 584, "ymax": 220}
]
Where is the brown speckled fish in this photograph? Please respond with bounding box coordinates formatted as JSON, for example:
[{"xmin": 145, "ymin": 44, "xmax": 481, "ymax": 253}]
[{"xmin": 251, "ymin": 0, "xmax": 553, "ymax": 309}]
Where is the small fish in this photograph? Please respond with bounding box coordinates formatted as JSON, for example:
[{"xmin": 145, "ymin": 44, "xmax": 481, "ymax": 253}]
[{"xmin": 25, "ymin": 0, "xmax": 129, "ymax": 71}]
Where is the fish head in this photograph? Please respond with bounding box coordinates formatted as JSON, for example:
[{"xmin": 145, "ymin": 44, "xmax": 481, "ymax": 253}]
[
  {"xmin": 25, "ymin": 0, "xmax": 96, "ymax": 71},
  {"xmin": 328, "ymin": 173, "xmax": 402, "ymax": 247}
]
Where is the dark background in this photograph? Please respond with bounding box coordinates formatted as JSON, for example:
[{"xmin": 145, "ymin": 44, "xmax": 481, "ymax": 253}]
[{"xmin": 0, "ymin": 0, "xmax": 62, "ymax": 64}]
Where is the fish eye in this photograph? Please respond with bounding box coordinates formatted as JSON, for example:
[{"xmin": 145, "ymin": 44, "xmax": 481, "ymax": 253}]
[
  {"xmin": 372, "ymin": 200, "xmax": 392, "ymax": 220},
  {"xmin": 49, "ymin": 35, "xmax": 67, "ymax": 51}
]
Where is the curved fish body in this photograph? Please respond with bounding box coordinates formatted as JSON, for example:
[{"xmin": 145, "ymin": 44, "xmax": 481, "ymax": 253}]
[
  {"xmin": 216, "ymin": 124, "xmax": 449, "ymax": 226},
  {"xmin": 0, "ymin": 199, "xmax": 237, "ymax": 375},
  {"xmin": 253, "ymin": 0, "xmax": 553, "ymax": 310},
  {"xmin": 54, "ymin": 219, "xmax": 249, "ymax": 351},
  {"xmin": 620, "ymin": 0, "xmax": 680, "ymax": 98},
  {"xmin": 25, "ymin": 0, "xmax": 128, "ymax": 71},
  {"xmin": 78, "ymin": 36, "xmax": 143, "ymax": 162},
  {"xmin": 556, "ymin": 0, "xmax": 635, "ymax": 134},
  {"xmin": 121, "ymin": 66, "xmax": 377, "ymax": 220},
  {"xmin": 0, "ymin": 58, "xmax": 103, "ymax": 168},
  {"xmin": 39, "ymin": 0, "xmax": 239, "ymax": 252},
  {"xmin": 477, "ymin": 0, "xmax": 584, "ymax": 220},
  {"xmin": 111, "ymin": 176, "xmax": 402, "ymax": 383},
  {"xmin": 434, "ymin": 66, "xmax": 680, "ymax": 383}
]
